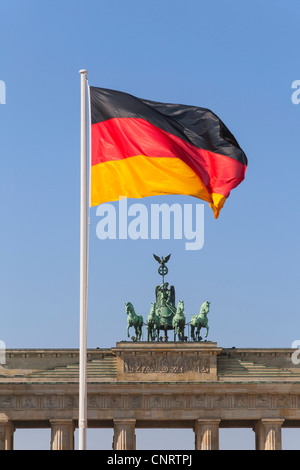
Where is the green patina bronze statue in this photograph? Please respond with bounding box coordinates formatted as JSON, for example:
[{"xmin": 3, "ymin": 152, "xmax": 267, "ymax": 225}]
[
  {"xmin": 125, "ymin": 254, "xmax": 211, "ymax": 342},
  {"xmin": 190, "ymin": 301, "xmax": 211, "ymax": 341},
  {"xmin": 172, "ymin": 300, "xmax": 186, "ymax": 342},
  {"xmin": 125, "ymin": 301, "xmax": 143, "ymax": 341},
  {"xmin": 146, "ymin": 302, "xmax": 160, "ymax": 341},
  {"xmin": 152, "ymin": 254, "xmax": 185, "ymax": 341}
]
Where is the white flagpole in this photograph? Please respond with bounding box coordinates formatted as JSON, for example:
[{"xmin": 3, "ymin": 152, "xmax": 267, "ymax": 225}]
[{"xmin": 79, "ymin": 69, "xmax": 88, "ymax": 450}]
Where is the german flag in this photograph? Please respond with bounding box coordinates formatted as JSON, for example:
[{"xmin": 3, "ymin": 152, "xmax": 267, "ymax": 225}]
[{"xmin": 89, "ymin": 87, "xmax": 247, "ymax": 218}]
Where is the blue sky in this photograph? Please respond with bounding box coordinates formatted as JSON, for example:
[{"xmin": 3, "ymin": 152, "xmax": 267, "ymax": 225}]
[{"xmin": 1, "ymin": 0, "xmax": 300, "ymax": 449}]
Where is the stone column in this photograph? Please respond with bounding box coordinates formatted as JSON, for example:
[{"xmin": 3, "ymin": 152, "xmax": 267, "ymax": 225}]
[
  {"xmin": 0, "ymin": 418, "xmax": 14, "ymax": 450},
  {"xmin": 50, "ymin": 419, "xmax": 75, "ymax": 450},
  {"xmin": 113, "ymin": 419, "xmax": 136, "ymax": 450},
  {"xmin": 194, "ymin": 419, "xmax": 221, "ymax": 450},
  {"xmin": 254, "ymin": 419, "xmax": 285, "ymax": 450}
]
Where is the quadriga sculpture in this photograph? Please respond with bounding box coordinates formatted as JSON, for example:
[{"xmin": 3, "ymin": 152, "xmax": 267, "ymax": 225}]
[{"xmin": 124, "ymin": 255, "xmax": 212, "ymax": 343}]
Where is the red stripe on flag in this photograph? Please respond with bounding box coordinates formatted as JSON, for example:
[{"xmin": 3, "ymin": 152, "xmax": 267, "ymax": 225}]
[{"xmin": 91, "ymin": 117, "xmax": 246, "ymax": 198}]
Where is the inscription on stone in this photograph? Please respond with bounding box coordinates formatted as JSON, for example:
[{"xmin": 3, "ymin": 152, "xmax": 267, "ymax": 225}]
[{"xmin": 123, "ymin": 356, "xmax": 210, "ymax": 374}]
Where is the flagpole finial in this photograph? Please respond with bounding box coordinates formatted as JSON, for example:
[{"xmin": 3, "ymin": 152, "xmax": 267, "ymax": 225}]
[{"xmin": 79, "ymin": 69, "xmax": 88, "ymax": 74}]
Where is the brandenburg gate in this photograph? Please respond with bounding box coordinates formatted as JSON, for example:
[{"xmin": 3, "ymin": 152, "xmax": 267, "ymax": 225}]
[
  {"xmin": 1, "ymin": 342, "xmax": 300, "ymax": 450},
  {"xmin": 1, "ymin": 256, "xmax": 299, "ymax": 450}
]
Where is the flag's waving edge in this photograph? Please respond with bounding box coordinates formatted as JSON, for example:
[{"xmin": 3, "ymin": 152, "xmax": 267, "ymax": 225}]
[{"xmin": 89, "ymin": 87, "xmax": 247, "ymax": 218}]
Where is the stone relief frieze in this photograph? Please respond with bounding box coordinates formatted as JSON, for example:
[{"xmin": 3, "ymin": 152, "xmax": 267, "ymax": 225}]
[
  {"xmin": 256, "ymin": 395, "xmax": 270, "ymax": 408},
  {"xmin": 66, "ymin": 396, "xmax": 77, "ymax": 409},
  {"xmin": 192, "ymin": 395, "xmax": 207, "ymax": 408},
  {"xmin": 129, "ymin": 396, "xmax": 143, "ymax": 409},
  {"xmin": 43, "ymin": 396, "xmax": 58, "ymax": 409},
  {"xmin": 0, "ymin": 392, "xmax": 300, "ymax": 412},
  {"xmin": 150, "ymin": 395, "xmax": 164, "ymax": 408},
  {"xmin": 23, "ymin": 397, "xmax": 37, "ymax": 409},
  {"xmin": 0, "ymin": 396, "xmax": 15, "ymax": 409},
  {"xmin": 234, "ymin": 395, "xmax": 249, "ymax": 408}
]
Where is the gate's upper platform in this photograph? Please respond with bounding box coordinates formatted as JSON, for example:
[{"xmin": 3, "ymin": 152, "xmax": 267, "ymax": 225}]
[{"xmin": 1, "ymin": 343, "xmax": 300, "ymax": 384}]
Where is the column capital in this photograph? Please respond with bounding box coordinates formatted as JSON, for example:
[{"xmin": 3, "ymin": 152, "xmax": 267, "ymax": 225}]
[
  {"xmin": 113, "ymin": 418, "xmax": 136, "ymax": 425},
  {"xmin": 259, "ymin": 418, "xmax": 285, "ymax": 425},
  {"xmin": 253, "ymin": 418, "xmax": 285, "ymax": 433},
  {"xmin": 49, "ymin": 419, "xmax": 75, "ymax": 425},
  {"xmin": 195, "ymin": 419, "xmax": 221, "ymax": 425}
]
